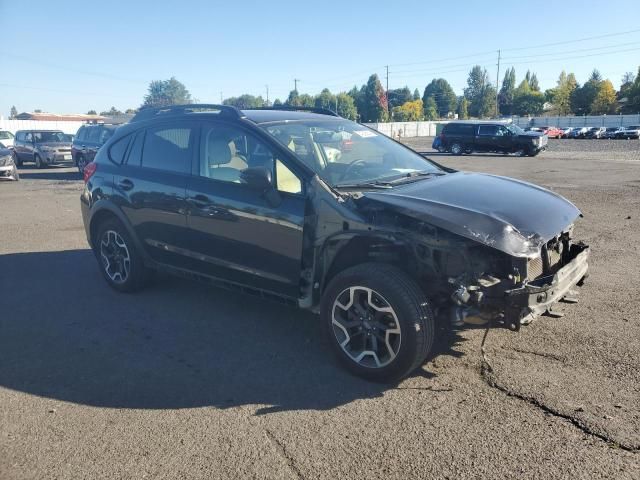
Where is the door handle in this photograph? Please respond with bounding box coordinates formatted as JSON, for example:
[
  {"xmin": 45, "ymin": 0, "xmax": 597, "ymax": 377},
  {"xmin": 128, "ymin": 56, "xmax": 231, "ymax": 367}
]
[
  {"xmin": 118, "ymin": 178, "xmax": 134, "ymax": 191},
  {"xmin": 188, "ymin": 194, "xmax": 212, "ymax": 209}
]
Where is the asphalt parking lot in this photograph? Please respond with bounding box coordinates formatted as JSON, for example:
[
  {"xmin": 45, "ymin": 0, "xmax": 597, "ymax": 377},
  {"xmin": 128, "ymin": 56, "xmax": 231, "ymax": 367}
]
[{"xmin": 1, "ymin": 139, "xmax": 639, "ymax": 479}]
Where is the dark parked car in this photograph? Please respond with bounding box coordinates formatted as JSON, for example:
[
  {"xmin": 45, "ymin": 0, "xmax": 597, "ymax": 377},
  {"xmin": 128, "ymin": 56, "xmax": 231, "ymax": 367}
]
[
  {"xmin": 439, "ymin": 121, "xmax": 547, "ymax": 156},
  {"xmin": 568, "ymin": 127, "xmax": 588, "ymax": 139},
  {"xmin": 0, "ymin": 141, "xmax": 19, "ymax": 181},
  {"xmin": 12, "ymin": 130, "xmax": 73, "ymax": 168},
  {"xmin": 603, "ymin": 127, "xmax": 625, "ymax": 139},
  {"xmin": 72, "ymin": 123, "xmax": 118, "ymax": 173},
  {"xmin": 585, "ymin": 127, "xmax": 606, "ymax": 139},
  {"xmin": 80, "ymin": 105, "xmax": 589, "ymax": 382}
]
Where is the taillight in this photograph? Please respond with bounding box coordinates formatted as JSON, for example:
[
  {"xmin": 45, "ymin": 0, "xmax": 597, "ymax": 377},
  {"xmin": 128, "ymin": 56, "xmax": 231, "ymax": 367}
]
[{"xmin": 83, "ymin": 162, "xmax": 97, "ymax": 183}]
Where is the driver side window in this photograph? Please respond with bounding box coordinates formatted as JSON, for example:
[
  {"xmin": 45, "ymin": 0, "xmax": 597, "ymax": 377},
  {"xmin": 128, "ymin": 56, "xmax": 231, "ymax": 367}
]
[{"xmin": 200, "ymin": 124, "xmax": 302, "ymax": 194}]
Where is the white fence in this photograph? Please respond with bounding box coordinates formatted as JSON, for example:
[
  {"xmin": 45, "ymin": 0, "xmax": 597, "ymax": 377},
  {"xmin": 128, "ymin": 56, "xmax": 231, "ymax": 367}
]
[
  {"xmin": 0, "ymin": 119, "xmax": 85, "ymax": 135},
  {"xmin": 364, "ymin": 121, "xmax": 448, "ymax": 138},
  {"xmin": 511, "ymin": 114, "xmax": 640, "ymax": 129}
]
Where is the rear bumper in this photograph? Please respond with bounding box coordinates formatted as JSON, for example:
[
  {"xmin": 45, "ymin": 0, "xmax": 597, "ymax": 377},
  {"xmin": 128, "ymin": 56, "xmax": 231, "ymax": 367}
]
[{"xmin": 504, "ymin": 243, "xmax": 589, "ymax": 327}]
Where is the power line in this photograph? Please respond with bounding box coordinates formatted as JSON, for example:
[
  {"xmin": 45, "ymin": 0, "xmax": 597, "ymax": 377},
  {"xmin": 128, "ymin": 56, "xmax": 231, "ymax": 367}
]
[{"xmin": 501, "ymin": 28, "xmax": 640, "ymax": 52}]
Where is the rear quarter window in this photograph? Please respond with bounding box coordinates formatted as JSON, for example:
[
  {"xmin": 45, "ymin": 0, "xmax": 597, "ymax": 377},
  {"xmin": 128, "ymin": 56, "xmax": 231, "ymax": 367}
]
[{"xmin": 108, "ymin": 134, "xmax": 133, "ymax": 164}]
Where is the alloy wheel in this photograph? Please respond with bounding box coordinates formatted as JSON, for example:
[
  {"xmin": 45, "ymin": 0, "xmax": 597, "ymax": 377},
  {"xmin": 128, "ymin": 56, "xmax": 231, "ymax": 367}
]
[
  {"xmin": 332, "ymin": 286, "xmax": 402, "ymax": 368},
  {"xmin": 100, "ymin": 230, "xmax": 131, "ymax": 284}
]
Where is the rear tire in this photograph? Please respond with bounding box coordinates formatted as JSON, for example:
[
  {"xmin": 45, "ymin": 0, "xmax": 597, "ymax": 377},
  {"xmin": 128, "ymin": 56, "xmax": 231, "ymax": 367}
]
[
  {"xmin": 450, "ymin": 143, "xmax": 463, "ymax": 155},
  {"xmin": 95, "ymin": 218, "xmax": 150, "ymax": 293},
  {"xmin": 321, "ymin": 263, "xmax": 434, "ymax": 383}
]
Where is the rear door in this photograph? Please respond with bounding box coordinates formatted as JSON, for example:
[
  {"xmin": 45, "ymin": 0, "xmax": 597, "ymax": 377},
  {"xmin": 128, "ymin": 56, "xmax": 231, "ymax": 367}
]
[
  {"xmin": 114, "ymin": 121, "xmax": 196, "ymax": 266},
  {"xmin": 183, "ymin": 121, "xmax": 306, "ymax": 297}
]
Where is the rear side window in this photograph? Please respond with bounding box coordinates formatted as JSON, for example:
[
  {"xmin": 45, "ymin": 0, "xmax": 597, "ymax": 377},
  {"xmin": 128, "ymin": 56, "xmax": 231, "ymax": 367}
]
[
  {"xmin": 444, "ymin": 123, "xmax": 475, "ymax": 135},
  {"xmin": 141, "ymin": 126, "xmax": 193, "ymax": 173},
  {"xmin": 108, "ymin": 134, "xmax": 132, "ymax": 164},
  {"xmin": 76, "ymin": 127, "xmax": 86, "ymax": 141},
  {"xmin": 16, "ymin": 132, "xmax": 25, "ymax": 141},
  {"xmin": 87, "ymin": 127, "xmax": 102, "ymax": 143}
]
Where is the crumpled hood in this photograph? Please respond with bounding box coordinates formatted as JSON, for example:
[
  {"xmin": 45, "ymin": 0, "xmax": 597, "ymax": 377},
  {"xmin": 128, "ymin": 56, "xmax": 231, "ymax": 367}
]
[{"xmin": 360, "ymin": 172, "xmax": 581, "ymax": 257}]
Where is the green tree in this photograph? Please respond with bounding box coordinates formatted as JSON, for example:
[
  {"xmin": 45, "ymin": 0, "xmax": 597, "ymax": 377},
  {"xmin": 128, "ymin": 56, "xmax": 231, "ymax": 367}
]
[
  {"xmin": 34, "ymin": 109, "xmax": 42, "ymax": 113},
  {"xmin": 529, "ymin": 72, "xmax": 540, "ymax": 91},
  {"xmin": 547, "ymin": 71, "xmax": 577, "ymax": 115},
  {"xmin": 223, "ymin": 94, "xmax": 265, "ymax": 109},
  {"xmin": 87, "ymin": 109, "xmax": 97, "ymax": 115},
  {"xmin": 359, "ymin": 74, "xmax": 387, "ymax": 122},
  {"xmin": 100, "ymin": 106, "xmax": 123, "ymax": 116},
  {"xmin": 315, "ymin": 88, "xmax": 337, "ymax": 111},
  {"xmin": 273, "ymin": 98, "xmax": 283, "ymax": 106},
  {"xmin": 298, "ymin": 94, "xmax": 315, "ymax": 107},
  {"xmin": 125, "ymin": 108, "xmax": 137, "ymax": 114},
  {"xmin": 591, "ymin": 79, "xmax": 618, "ymax": 114},
  {"xmin": 456, "ymin": 97, "xmax": 469, "ymax": 119},
  {"xmin": 285, "ymin": 90, "xmax": 300, "ymax": 106},
  {"xmin": 622, "ymin": 67, "xmax": 640, "ymax": 113},
  {"xmin": 619, "ymin": 71, "xmax": 636, "ymax": 100},
  {"xmin": 512, "ymin": 79, "xmax": 545, "ymax": 115},
  {"xmin": 571, "ymin": 69, "xmax": 602, "ymax": 115},
  {"xmin": 422, "ymin": 97, "xmax": 438, "ymax": 120},
  {"xmin": 141, "ymin": 77, "xmax": 192, "ymax": 109},
  {"xmin": 387, "ymin": 86, "xmax": 412, "ymax": 110},
  {"xmin": 336, "ymin": 92, "xmax": 357, "ymax": 120},
  {"xmin": 413, "ymin": 88, "xmax": 421, "ymax": 100},
  {"xmin": 464, "ymin": 66, "xmax": 496, "ymax": 118},
  {"xmin": 9, "ymin": 106, "xmax": 18, "ymax": 119},
  {"xmin": 422, "ymin": 78, "xmax": 457, "ymax": 118},
  {"xmin": 498, "ymin": 67, "xmax": 516, "ymax": 115}
]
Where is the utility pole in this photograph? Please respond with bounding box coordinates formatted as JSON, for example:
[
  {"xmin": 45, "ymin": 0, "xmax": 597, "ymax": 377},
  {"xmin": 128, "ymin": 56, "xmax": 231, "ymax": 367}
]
[
  {"xmin": 294, "ymin": 79, "xmax": 299, "ymax": 92},
  {"xmin": 495, "ymin": 50, "xmax": 501, "ymax": 117},
  {"xmin": 385, "ymin": 65, "xmax": 390, "ymax": 116},
  {"xmin": 265, "ymin": 85, "xmax": 269, "ymax": 105}
]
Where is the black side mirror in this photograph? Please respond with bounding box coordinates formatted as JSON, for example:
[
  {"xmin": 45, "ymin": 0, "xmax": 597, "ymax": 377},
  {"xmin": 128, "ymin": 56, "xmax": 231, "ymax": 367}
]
[{"xmin": 240, "ymin": 166, "xmax": 281, "ymax": 207}]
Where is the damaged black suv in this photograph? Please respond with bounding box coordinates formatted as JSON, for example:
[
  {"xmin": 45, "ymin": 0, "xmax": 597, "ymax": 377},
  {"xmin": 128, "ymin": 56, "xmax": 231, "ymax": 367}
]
[{"xmin": 80, "ymin": 105, "xmax": 589, "ymax": 382}]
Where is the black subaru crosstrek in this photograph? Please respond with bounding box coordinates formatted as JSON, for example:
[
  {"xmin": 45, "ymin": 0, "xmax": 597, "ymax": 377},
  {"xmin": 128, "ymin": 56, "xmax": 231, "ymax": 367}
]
[{"xmin": 81, "ymin": 105, "xmax": 589, "ymax": 382}]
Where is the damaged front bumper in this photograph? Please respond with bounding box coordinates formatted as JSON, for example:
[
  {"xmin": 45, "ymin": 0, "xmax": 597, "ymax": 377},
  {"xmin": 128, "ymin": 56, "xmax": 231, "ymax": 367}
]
[{"xmin": 503, "ymin": 243, "xmax": 589, "ymax": 330}]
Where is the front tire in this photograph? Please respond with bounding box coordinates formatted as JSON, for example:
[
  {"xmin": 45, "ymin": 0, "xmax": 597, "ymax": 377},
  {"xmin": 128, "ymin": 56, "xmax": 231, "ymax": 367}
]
[
  {"xmin": 34, "ymin": 154, "xmax": 44, "ymax": 169},
  {"xmin": 95, "ymin": 219, "xmax": 150, "ymax": 293},
  {"xmin": 321, "ymin": 263, "xmax": 434, "ymax": 383},
  {"xmin": 76, "ymin": 154, "xmax": 87, "ymax": 175}
]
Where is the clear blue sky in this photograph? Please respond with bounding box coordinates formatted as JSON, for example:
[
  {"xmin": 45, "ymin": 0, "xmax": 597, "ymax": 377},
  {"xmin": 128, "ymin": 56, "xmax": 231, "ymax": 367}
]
[{"xmin": 1, "ymin": 0, "xmax": 638, "ymax": 115}]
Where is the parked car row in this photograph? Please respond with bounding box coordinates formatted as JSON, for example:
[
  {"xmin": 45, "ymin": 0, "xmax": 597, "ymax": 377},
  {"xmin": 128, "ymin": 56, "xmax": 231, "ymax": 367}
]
[
  {"xmin": 5, "ymin": 123, "xmax": 119, "ymax": 173},
  {"xmin": 558, "ymin": 126, "xmax": 639, "ymax": 139}
]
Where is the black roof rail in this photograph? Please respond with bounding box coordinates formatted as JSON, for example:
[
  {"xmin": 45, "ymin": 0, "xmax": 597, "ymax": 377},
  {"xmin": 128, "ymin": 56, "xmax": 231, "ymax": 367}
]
[
  {"xmin": 244, "ymin": 106, "xmax": 340, "ymax": 117},
  {"xmin": 130, "ymin": 104, "xmax": 245, "ymax": 123}
]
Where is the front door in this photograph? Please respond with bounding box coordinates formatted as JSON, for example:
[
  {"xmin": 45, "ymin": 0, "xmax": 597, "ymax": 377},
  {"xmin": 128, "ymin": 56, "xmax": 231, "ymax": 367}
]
[
  {"xmin": 184, "ymin": 122, "xmax": 306, "ymax": 298},
  {"xmin": 476, "ymin": 124, "xmax": 511, "ymax": 152}
]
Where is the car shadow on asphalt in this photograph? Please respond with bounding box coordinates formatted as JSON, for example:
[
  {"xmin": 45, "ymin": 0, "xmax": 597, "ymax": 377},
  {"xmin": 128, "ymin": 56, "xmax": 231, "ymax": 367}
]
[
  {"xmin": 17, "ymin": 169, "xmax": 81, "ymax": 181},
  {"xmin": 0, "ymin": 249, "xmax": 467, "ymax": 414}
]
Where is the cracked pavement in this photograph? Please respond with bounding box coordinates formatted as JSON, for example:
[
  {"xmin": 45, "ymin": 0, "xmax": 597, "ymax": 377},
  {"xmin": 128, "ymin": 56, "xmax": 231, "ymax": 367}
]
[{"xmin": 1, "ymin": 139, "xmax": 639, "ymax": 479}]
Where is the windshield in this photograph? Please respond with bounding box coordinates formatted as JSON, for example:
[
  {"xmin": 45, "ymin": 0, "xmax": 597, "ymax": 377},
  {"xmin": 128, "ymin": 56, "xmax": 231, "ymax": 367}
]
[
  {"xmin": 34, "ymin": 131, "xmax": 66, "ymax": 143},
  {"xmin": 260, "ymin": 119, "xmax": 442, "ymax": 187},
  {"xmin": 505, "ymin": 124, "xmax": 524, "ymax": 134},
  {"xmin": 0, "ymin": 131, "xmax": 14, "ymax": 140}
]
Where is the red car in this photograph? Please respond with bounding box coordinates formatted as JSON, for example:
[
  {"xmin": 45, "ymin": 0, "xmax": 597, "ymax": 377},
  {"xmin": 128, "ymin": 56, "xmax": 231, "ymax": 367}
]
[{"xmin": 537, "ymin": 126, "xmax": 562, "ymax": 138}]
